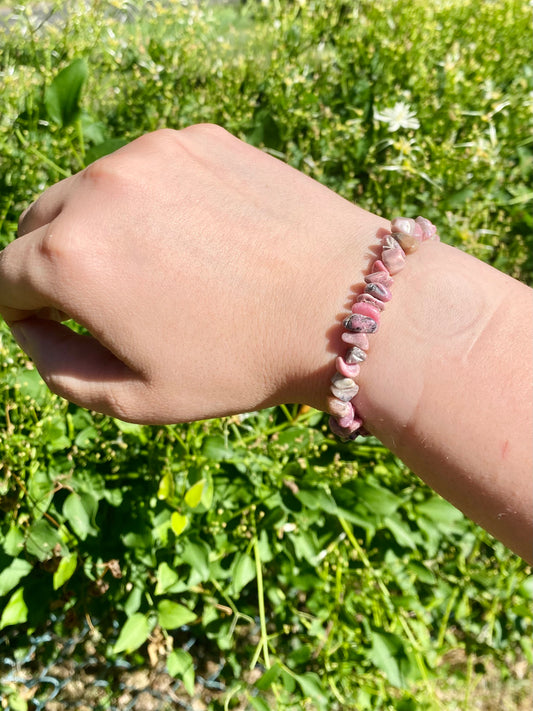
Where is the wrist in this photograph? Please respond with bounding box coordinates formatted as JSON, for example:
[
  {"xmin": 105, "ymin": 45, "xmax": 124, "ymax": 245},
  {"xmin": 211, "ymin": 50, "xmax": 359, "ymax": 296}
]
[{"xmin": 272, "ymin": 205, "xmax": 389, "ymax": 411}]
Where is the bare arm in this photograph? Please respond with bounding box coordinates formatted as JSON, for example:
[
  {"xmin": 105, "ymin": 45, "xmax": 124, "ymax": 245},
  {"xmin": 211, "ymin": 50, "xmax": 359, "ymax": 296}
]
[
  {"xmin": 0, "ymin": 126, "xmax": 530, "ymax": 561},
  {"xmin": 348, "ymin": 240, "xmax": 533, "ymax": 561}
]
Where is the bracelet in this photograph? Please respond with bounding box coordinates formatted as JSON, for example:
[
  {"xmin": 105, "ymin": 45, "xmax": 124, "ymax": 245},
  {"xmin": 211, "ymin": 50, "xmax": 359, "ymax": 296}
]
[{"xmin": 328, "ymin": 216, "xmax": 440, "ymax": 441}]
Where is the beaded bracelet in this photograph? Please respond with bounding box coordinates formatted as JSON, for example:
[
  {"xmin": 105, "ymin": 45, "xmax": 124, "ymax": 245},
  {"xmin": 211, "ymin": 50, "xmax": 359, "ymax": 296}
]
[{"xmin": 328, "ymin": 216, "xmax": 440, "ymax": 441}]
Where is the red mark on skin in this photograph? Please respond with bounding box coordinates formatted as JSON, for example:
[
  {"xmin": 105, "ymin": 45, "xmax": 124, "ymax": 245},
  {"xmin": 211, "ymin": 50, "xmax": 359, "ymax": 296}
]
[{"xmin": 501, "ymin": 439, "xmax": 510, "ymax": 460}]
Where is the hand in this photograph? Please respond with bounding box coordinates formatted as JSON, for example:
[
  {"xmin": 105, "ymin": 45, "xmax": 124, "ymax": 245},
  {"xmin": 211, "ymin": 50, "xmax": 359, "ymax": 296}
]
[{"xmin": 0, "ymin": 125, "xmax": 381, "ymax": 423}]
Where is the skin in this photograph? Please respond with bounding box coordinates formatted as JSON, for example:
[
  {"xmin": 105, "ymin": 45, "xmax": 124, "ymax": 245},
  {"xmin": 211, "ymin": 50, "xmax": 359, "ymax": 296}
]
[{"xmin": 0, "ymin": 125, "xmax": 531, "ymax": 562}]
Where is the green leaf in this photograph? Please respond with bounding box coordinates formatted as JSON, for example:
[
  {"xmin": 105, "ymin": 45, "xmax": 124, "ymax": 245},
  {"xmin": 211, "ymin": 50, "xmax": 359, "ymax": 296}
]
[
  {"xmin": 255, "ymin": 662, "xmax": 281, "ymax": 690},
  {"xmin": 369, "ymin": 631, "xmax": 406, "ymax": 688},
  {"xmin": 202, "ymin": 435, "xmax": 235, "ymax": 461},
  {"xmin": 45, "ymin": 58, "xmax": 88, "ymax": 127},
  {"xmin": 85, "ymin": 138, "xmax": 128, "ymax": 166},
  {"xmin": 157, "ymin": 470, "xmax": 175, "ymax": 501},
  {"xmin": 293, "ymin": 672, "xmax": 328, "ymax": 704},
  {"xmin": 74, "ymin": 426, "xmax": 98, "ymax": 449},
  {"xmin": 41, "ymin": 416, "xmax": 70, "ymax": 452},
  {"xmin": 519, "ymin": 576, "xmax": 533, "ymax": 600},
  {"xmin": 155, "ymin": 562, "xmax": 180, "ymax": 595},
  {"xmin": 230, "ymin": 552, "xmax": 256, "ymax": 595},
  {"xmin": 353, "ymin": 480, "xmax": 403, "ymax": 516},
  {"xmin": 157, "ymin": 600, "xmax": 196, "ymax": 630},
  {"xmin": 0, "ymin": 587, "xmax": 28, "ymax": 629},
  {"xmin": 113, "ymin": 613, "xmax": 151, "ymax": 654},
  {"xmin": 53, "ymin": 552, "xmax": 77, "ymax": 590},
  {"xmin": 27, "ymin": 469, "xmax": 54, "ymax": 518},
  {"xmin": 184, "ymin": 479, "xmax": 205, "ymax": 508},
  {"xmin": 3, "ymin": 526, "xmax": 25, "ymax": 557},
  {"xmin": 384, "ymin": 515, "xmax": 418, "ymax": 550},
  {"xmin": 180, "ymin": 540, "xmax": 210, "ymax": 583},
  {"xmin": 80, "ymin": 110, "xmax": 106, "ymax": 144},
  {"xmin": 17, "ymin": 367, "xmax": 47, "ymax": 399},
  {"xmin": 124, "ymin": 586, "xmax": 142, "ymax": 617},
  {"xmin": 113, "ymin": 418, "xmax": 146, "ymax": 438},
  {"xmin": 248, "ymin": 696, "xmax": 270, "ymax": 711},
  {"xmin": 63, "ymin": 491, "xmax": 98, "ymax": 540},
  {"xmin": 170, "ymin": 512, "xmax": 188, "ymax": 536},
  {"xmin": 295, "ymin": 487, "xmax": 338, "ymax": 514},
  {"xmin": 201, "ymin": 475, "xmax": 214, "ymax": 508},
  {"xmin": 25, "ymin": 519, "xmax": 66, "ymax": 561},
  {"xmin": 167, "ymin": 649, "xmax": 195, "ymax": 695},
  {"xmin": 416, "ymin": 496, "xmax": 464, "ymax": 523},
  {"xmin": 0, "ymin": 558, "xmax": 33, "ymax": 597}
]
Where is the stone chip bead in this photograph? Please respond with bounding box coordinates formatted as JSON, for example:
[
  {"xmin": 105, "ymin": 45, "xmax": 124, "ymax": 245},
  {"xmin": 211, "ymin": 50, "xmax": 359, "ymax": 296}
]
[
  {"xmin": 381, "ymin": 235, "xmax": 406, "ymax": 275},
  {"xmin": 345, "ymin": 346, "xmax": 366, "ymax": 364},
  {"xmin": 335, "ymin": 356, "xmax": 361, "ymax": 379},
  {"xmin": 415, "ymin": 216, "xmax": 439, "ymax": 241},
  {"xmin": 390, "ymin": 217, "xmax": 423, "ymax": 254},
  {"xmin": 330, "ymin": 373, "xmax": 359, "ymax": 402},
  {"xmin": 329, "ymin": 416, "xmax": 363, "ymax": 440},
  {"xmin": 390, "ymin": 216, "xmax": 419, "ymax": 238},
  {"xmin": 365, "ymin": 270, "xmax": 394, "ymax": 288},
  {"xmin": 351, "ymin": 302, "xmax": 381, "ymax": 322},
  {"xmin": 355, "ymin": 293, "xmax": 385, "ymax": 311},
  {"xmin": 341, "ymin": 331, "xmax": 370, "ymax": 349},
  {"xmin": 327, "ymin": 395, "xmax": 354, "ymax": 421},
  {"xmin": 364, "ymin": 282, "xmax": 392, "ymax": 302},
  {"xmin": 328, "ymin": 215, "xmax": 440, "ymax": 441},
  {"xmin": 343, "ymin": 313, "xmax": 378, "ymax": 334}
]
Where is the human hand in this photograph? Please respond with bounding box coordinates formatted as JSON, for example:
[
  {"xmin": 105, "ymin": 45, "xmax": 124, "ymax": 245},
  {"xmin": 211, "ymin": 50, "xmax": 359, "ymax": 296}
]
[{"xmin": 0, "ymin": 125, "xmax": 383, "ymax": 423}]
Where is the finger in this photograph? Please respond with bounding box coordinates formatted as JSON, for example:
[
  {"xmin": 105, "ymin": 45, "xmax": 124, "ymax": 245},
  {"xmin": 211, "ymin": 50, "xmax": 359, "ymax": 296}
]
[
  {"xmin": 10, "ymin": 318, "xmax": 146, "ymax": 422},
  {"xmin": 18, "ymin": 174, "xmax": 75, "ymax": 237},
  {"xmin": 0, "ymin": 225, "xmax": 65, "ymax": 322}
]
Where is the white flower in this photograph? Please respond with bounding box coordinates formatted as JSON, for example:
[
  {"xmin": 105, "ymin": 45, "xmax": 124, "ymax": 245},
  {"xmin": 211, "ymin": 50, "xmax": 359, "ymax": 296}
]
[{"xmin": 374, "ymin": 102, "xmax": 420, "ymax": 132}]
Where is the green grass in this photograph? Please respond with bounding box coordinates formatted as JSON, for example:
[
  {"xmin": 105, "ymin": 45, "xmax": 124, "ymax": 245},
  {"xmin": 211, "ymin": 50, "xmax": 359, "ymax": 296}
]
[{"xmin": 0, "ymin": 1, "xmax": 532, "ymax": 709}]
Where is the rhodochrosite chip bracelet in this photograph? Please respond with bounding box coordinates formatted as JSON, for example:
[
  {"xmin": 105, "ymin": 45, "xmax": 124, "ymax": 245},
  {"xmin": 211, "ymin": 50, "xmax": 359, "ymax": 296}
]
[{"xmin": 328, "ymin": 216, "xmax": 440, "ymax": 441}]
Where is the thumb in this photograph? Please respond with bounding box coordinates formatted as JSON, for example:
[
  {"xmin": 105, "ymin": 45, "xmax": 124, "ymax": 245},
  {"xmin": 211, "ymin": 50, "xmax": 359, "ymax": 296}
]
[{"xmin": 10, "ymin": 318, "xmax": 144, "ymax": 420}]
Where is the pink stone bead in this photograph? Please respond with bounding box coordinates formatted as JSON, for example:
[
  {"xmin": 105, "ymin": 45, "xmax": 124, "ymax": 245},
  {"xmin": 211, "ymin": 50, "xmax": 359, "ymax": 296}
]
[
  {"xmin": 330, "ymin": 373, "xmax": 359, "ymax": 401},
  {"xmin": 338, "ymin": 412, "xmax": 356, "ymax": 428},
  {"xmin": 345, "ymin": 346, "xmax": 366, "ymax": 364},
  {"xmin": 329, "ymin": 416, "xmax": 363, "ymax": 440},
  {"xmin": 382, "ymin": 247, "xmax": 406, "ymax": 275},
  {"xmin": 415, "ymin": 216, "xmax": 438, "ymax": 241},
  {"xmin": 391, "ymin": 216, "xmax": 416, "ymax": 236},
  {"xmin": 364, "ymin": 282, "xmax": 392, "ymax": 303},
  {"xmin": 341, "ymin": 332, "xmax": 370, "ymax": 349},
  {"xmin": 394, "ymin": 232, "xmax": 420, "ymax": 254},
  {"xmin": 335, "ymin": 356, "xmax": 360, "ymax": 379},
  {"xmin": 343, "ymin": 313, "xmax": 378, "ymax": 334},
  {"xmin": 331, "ymin": 383, "xmax": 359, "ymax": 401},
  {"xmin": 327, "ymin": 395, "xmax": 353, "ymax": 420},
  {"xmin": 365, "ymin": 270, "xmax": 394, "ymax": 288},
  {"xmin": 372, "ymin": 259, "xmax": 390, "ymax": 273},
  {"xmin": 351, "ymin": 302, "xmax": 381, "ymax": 322},
  {"xmin": 355, "ymin": 293, "xmax": 385, "ymax": 311},
  {"xmin": 412, "ymin": 222, "xmax": 424, "ymax": 240},
  {"xmin": 383, "ymin": 235, "xmax": 403, "ymax": 251}
]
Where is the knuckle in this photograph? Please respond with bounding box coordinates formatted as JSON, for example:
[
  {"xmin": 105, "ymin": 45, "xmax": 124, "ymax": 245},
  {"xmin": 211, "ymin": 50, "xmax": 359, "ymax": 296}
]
[
  {"xmin": 37, "ymin": 221, "xmax": 67, "ymax": 264},
  {"xmin": 36, "ymin": 219, "xmax": 88, "ymax": 288},
  {"xmin": 180, "ymin": 123, "xmax": 228, "ymax": 140},
  {"xmin": 82, "ymin": 151, "xmax": 125, "ymax": 187},
  {"xmin": 98, "ymin": 384, "xmax": 148, "ymax": 424}
]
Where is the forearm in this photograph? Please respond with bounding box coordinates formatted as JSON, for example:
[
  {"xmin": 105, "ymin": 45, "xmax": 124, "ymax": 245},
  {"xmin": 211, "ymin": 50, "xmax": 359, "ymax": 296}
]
[
  {"xmin": 2, "ymin": 126, "xmax": 530, "ymax": 560},
  {"xmin": 344, "ymin": 239, "xmax": 533, "ymax": 561}
]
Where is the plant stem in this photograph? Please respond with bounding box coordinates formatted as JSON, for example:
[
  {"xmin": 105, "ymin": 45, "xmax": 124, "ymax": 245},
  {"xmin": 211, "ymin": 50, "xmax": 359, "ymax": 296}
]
[
  {"xmin": 253, "ymin": 534, "xmax": 271, "ymax": 669},
  {"xmin": 15, "ymin": 129, "xmax": 71, "ymax": 178}
]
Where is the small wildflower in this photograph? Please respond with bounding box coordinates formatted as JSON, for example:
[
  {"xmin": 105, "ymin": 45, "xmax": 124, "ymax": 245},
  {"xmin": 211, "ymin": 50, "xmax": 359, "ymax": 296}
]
[{"xmin": 374, "ymin": 102, "xmax": 420, "ymax": 132}]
